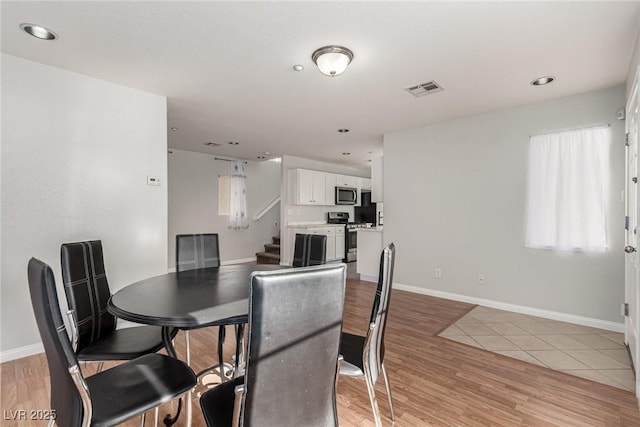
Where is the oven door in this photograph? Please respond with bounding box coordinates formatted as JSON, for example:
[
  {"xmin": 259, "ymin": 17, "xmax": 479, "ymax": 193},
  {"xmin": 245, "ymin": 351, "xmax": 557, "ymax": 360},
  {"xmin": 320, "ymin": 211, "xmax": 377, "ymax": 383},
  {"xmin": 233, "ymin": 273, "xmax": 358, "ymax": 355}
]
[
  {"xmin": 345, "ymin": 229, "xmax": 357, "ymax": 262},
  {"xmin": 335, "ymin": 187, "xmax": 357, "ymax": 205}
]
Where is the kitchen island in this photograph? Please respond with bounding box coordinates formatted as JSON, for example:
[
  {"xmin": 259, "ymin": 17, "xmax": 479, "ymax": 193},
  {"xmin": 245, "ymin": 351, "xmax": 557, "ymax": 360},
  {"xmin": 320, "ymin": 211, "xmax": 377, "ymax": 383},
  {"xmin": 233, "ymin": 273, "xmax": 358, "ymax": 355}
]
[{"xmin": 356, "ymin": 227, "xmax": 383, "ymax": 283}]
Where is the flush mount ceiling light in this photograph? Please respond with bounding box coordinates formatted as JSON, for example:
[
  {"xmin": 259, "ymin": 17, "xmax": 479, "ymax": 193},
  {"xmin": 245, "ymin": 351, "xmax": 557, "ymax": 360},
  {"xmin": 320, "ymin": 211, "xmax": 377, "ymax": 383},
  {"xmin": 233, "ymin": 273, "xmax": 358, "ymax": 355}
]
[
  {"xmin": 20, "ymin": 23, "xmax": 57, "ymax": 40},
  {"xmin": 312, "ymin": 45, "xmax": 354, "ymax": 77},
  {"xmin": 531, "ymin": 76, "xmax": 555, "ymax": 86}
]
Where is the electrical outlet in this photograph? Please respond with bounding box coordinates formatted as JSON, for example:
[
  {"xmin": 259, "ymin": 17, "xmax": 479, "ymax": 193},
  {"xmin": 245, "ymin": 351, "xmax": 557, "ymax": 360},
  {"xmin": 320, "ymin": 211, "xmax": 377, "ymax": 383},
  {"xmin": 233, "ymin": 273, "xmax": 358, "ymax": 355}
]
[
  {"xmin": 146, "ymin": 176, "xmax": 161, "ymax": 186},
  {"xmin": 434, "ymin": 267, "xmax": 442, "ymax": 278},
  {"xmin": 478, "ymin": 274, "xmax": 486, "ymax": 285}
]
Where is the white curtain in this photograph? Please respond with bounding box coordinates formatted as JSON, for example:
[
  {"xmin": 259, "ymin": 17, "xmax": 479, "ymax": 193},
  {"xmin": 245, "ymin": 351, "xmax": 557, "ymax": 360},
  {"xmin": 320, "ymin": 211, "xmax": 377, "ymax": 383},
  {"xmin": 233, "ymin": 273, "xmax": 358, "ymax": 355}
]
[
  {"xmin": 229, "ymin": 161, "xmax": 249, "ymax": 230},
  {"xmin": 525, "ymin": 126, "xmax": 610, "ymax": 251}
]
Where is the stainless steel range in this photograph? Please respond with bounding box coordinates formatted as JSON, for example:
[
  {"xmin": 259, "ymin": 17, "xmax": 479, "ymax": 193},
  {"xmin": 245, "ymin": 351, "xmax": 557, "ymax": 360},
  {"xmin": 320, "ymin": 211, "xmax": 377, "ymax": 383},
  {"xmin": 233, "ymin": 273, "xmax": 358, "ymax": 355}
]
[{"xmin": 328, "ymin": 212, "xmax": 369, "ymax": 263}]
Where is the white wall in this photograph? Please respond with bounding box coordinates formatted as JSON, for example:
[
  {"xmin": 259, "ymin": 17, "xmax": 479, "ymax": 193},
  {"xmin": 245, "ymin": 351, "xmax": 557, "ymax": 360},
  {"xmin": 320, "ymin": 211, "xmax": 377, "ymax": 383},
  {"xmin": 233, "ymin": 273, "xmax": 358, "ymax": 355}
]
[
  {"xmin": 280, "ymin": 155, "xmax": 369, "ymax": 265},
  {"xmin": 168, "ymin": 149, "xmax": 281, "ymax": 267},
  {"xmin": 384, "ymin": 86, "xmax": 626, "ymax": 323},
  {"xmin": 1, "ymin": 54, "xmax": 168, "ymax": 357},
  {"xmin": 627, "ymin": 16, "xmax": 640, "ymax": 97}
]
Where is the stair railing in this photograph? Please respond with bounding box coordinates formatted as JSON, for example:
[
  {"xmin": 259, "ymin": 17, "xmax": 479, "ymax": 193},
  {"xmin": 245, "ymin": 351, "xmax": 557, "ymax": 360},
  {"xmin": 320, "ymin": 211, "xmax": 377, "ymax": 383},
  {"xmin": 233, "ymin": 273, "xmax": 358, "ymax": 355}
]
[{"xmin": 253, "ymin": 194, "xmax": 280, "ymax": 221}]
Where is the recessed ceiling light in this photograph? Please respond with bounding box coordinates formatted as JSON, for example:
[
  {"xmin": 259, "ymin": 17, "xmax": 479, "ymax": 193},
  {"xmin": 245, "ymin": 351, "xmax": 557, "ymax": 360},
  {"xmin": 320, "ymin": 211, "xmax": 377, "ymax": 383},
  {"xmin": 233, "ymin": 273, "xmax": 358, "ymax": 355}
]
[
  {"xmin": 342, "ymin": 152, "xmax": 351, "ymax": 155},
  {"xmin": 204, "ymin": 142, "xmax": 221, "ymax": 146},
  {"xmin": 263, "ymin": 151, "xmax": 271, "ymax": 155},
  {"xmin": 228, "ymin": 141, "xmax": 239, "ymax": 145},
  {"xmin": 170, "ymin": 127, "xmax": 178, "ymax": 131},
  {"xmin": 20, "ymin": 23, "xmax": 57, "ymax": 40},
  {"xmin": 293, "ymin": 65, "xmax": 304, "ymax": 71},
  {"xmin": 338, "ymin": 129, "xmax": 349, "ymax": 133},
  {"xmin": 531, "ymin": 76, "xmax": 555, "ymax": 86},
  {"xmin": 257, "ymin": 156, "xmax": 266, "ymax": 160}
]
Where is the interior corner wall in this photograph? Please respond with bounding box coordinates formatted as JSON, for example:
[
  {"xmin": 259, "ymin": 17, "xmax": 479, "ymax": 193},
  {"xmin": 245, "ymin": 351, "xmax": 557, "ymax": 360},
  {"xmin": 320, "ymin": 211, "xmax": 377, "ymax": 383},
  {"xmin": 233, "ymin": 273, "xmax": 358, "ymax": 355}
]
[
  {"xmin": 626, "ymin": 16, "xmax": 640, "ymax": 97},
  {"xmin": 384, "ymin": 85, "xmax": 626, "ymax": 323},
  {"xmin": 167, "ymin": 150, "xmax": 281, "ymax": 267},
  {"xmin": 1, "ymin": 54, "xmax": 168, "ymax": 354}
]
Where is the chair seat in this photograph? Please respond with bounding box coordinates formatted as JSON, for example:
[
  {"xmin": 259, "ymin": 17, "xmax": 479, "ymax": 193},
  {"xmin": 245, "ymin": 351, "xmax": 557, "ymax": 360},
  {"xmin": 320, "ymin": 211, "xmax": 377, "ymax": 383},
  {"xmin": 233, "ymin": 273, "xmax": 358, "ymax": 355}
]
[
  {"xmin": 86, "ymin": 353, "xmax": 196, "ymax": 427},
  {"xmin": 77, "ymin": 325, "xmax": 177, "ymax": 361},
  {"xmin": 200, "ymin": 376, "xmax": 244, "ymax": 427},
  {"xmin": 339, "ymin": 332, "xmax": 365, "ymax": 376}
]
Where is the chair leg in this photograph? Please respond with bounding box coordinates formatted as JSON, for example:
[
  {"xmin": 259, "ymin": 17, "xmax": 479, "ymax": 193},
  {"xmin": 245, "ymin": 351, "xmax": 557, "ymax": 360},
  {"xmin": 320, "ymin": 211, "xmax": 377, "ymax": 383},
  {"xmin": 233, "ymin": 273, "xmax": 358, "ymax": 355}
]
[
  {"xmin": 217, "ymin": 326, "xmax": 226, "ymax": 382},
  {"xmin": 381, "ymin": 362, "xmax": 395, "ymax": 421},
  {"xmin": 154, "ymin": 407, "xmax": 158, "ymax": 427},
  {"xmin": 96, "ymin": 361, "xmax": 104, "ymax": 373},
  {"xmin": 364, "ymin": 372, "xmax": 383, "ymax": 427},
  {"xmin": 185, "ymin": 330, "xmax": 191, "ymax": 365},
  {"xmin": 46, "ymin": 419, "xmax": 55, "ymax": 427},
  {"xmin": 140, "ymin": 411, "xmax": 145, "ymax": 426}
]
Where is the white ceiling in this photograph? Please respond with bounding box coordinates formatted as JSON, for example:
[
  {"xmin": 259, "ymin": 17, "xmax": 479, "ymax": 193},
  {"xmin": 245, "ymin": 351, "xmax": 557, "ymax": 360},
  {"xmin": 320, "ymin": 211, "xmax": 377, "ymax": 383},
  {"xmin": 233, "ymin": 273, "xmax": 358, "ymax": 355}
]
[{"xmin": 2, "ymin": 1, "xmax": 640, "ymax": 170}]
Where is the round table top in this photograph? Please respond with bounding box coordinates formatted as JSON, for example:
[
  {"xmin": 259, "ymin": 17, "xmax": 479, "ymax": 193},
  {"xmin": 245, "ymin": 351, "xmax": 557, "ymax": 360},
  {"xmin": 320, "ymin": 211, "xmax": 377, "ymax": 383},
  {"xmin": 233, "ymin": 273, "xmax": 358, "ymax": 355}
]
[{"xmin": 108, "ymin": 263, "xmax": 286, "ymax": 329}]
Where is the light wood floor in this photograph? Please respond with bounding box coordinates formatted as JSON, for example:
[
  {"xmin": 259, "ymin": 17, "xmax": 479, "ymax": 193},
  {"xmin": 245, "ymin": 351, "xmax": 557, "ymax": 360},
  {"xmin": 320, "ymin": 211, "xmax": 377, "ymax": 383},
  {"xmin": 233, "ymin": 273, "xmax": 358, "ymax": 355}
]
[{"xmin": 2, "ymin": 278, "xmax": 640, "ymax": 426}]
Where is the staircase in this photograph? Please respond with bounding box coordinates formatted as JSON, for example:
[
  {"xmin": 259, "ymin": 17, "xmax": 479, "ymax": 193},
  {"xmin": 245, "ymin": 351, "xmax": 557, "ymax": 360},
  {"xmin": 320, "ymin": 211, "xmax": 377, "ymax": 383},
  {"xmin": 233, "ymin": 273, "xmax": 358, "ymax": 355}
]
[{"xmin": 256, "ymin": 236, "xmax": 280, "ymax": 265}]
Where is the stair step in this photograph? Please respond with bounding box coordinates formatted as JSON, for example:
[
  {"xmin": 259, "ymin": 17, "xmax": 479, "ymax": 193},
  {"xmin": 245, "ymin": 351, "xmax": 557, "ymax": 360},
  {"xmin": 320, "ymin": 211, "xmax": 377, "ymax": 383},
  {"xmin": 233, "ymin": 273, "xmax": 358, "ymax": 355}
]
[
  {"xmin": 272, "ymin": 236, "xmax": 280, "ymax": 245},
  {"xmin": 264, "ymin": 243, "xmax": 280, "ymax": 254},
  {"xmin": 256, "ymin": 251, "xmax": 280, "ymax": 265}
]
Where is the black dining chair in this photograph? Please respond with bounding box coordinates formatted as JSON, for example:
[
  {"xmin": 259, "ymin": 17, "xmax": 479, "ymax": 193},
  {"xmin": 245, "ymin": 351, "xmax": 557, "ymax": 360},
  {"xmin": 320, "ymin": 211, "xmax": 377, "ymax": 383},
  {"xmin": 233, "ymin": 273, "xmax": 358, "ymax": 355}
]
[
  {"xmin": 292, "ymin": 233, "xmax": 310, "ymax": 267},
  {"xmin": 60, "ymin": 240, "xmax": 176, "ymax": 372},
  {"xmin": 176, "ymin": 233, "xmax": 233, "ymax": 381},
  {"xmin": 292, "ymin": 233, "xmax": 327, "ymax": 267},
  {"xmin": 28, "ymin": 257, "xmax": 197, "ymax": 427},
  {"xmin": 199, "ymin": 263, "xmax": 347, "ymax": 427},
  {"xmin": 339, "ymin": 243, "xmax": 396, "ymax": 427}
]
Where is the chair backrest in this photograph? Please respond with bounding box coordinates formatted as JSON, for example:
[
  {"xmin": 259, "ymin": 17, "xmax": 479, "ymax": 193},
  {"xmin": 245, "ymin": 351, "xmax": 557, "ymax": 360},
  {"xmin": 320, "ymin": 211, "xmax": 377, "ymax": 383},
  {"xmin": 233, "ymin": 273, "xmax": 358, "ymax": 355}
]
[
  {"xmin": 241, "ymin": 264, "xmax": 347, "ymax": 426},
  {"xmin": 307, "ymin": 234, "xmax": 327, "ymax": 266},
  {"xmin": 176, "ymin": 233, "xmax": 220, "ymax": 272},
  {"xmin": 60, "ymin": 240, "xmax": 117, "ymax": 353},
  {"xmin": 28, "ymin": 258, "xmax": 85, "ymax": 427},
  {"xmin": 365, "ymin": 242, "xmax": 396, "ymax": 384},
  {"xmin": 292, "ymin": 233, "xmax": 309, "ymax": 267}
]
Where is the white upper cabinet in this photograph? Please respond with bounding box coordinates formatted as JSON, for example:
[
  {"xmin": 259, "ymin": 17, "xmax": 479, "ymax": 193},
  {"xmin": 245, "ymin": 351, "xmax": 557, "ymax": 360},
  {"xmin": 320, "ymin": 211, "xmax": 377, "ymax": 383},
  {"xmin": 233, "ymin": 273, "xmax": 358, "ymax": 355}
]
[
  {"xmin": 290, "ymin": 169, "xmax": 326, "ymax": 205},
  {"xmin": 335, "ymin": 174, "xmax": 359, "ymax": 188},
  {"xmin": 325, "ymin": 173, "xmax": 337, "ymax": 206}
]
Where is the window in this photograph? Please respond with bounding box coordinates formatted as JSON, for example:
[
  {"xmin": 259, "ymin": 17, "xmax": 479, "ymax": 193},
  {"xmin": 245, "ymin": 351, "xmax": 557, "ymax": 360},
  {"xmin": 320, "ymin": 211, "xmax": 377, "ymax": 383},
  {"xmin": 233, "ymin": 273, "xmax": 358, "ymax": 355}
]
[
  {"xmin": 525, "ymin": 126, "xmax": 610, "ymax": 251},
  {"xmin": 218, "ymin": 175, "xmax": 230, "ymax": 216}
]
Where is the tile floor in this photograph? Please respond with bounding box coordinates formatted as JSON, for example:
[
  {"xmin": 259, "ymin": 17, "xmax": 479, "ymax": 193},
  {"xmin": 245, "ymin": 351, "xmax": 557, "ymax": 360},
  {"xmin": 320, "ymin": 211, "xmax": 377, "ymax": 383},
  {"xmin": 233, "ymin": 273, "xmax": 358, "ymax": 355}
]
[{"xmin": 439, "ymin": 305, "xmax": 636, "ymax": 391}]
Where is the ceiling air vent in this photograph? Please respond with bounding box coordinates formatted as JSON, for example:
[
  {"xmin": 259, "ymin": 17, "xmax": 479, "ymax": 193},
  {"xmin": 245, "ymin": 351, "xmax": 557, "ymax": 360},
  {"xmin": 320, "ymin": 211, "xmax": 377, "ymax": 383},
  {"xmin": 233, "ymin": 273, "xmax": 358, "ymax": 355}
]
[{"xmin": 404, "ymin": 80, "xmax": 444, "ymax": 97}]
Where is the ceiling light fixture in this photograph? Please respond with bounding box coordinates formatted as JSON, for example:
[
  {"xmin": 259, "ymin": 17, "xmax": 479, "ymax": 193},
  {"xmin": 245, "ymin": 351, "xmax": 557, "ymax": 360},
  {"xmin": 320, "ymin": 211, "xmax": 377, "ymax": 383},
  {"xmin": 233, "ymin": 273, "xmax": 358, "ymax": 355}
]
[
  {"xmin": 531, "ymin": 76, "xmax": 555, "ymax": 86},
  {"xmin": 293, "ymin": 64, "xmax": 304, "ymax": 71},
  {"xmin": 312, "ymin": 45, "xmax": 354, "ymax": 77},
  {"xmin": 20, "ymin": 23, "xmax": 57, "ymax": 40},
  {"xmin": 170, "ymin": 127, "xmax": 178, "ymax": 131}
]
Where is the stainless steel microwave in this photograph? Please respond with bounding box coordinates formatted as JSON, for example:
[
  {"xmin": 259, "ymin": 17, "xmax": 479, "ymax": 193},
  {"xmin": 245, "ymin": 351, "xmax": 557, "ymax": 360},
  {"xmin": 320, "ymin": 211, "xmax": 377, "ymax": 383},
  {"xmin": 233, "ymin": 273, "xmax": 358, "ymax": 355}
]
[{"xmin": 335, "ymin": 186, "xmax": 357, "ymax": 205}]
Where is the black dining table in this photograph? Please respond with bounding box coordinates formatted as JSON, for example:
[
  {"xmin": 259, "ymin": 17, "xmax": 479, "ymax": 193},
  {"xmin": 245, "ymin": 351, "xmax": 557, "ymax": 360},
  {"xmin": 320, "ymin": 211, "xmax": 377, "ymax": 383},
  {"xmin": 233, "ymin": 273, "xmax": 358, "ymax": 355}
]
[{"xmin": 107, "ymin": 263, "xmax": 287, "ymax": 426}]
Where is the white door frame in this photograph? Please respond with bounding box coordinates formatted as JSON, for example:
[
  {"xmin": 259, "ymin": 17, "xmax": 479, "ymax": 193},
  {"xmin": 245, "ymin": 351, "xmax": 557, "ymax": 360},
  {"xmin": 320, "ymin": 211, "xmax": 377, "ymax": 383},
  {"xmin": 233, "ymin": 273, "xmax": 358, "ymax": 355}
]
[{"xmin": 625, "ymin": 66, "xmax": 640, "ymax": 400}]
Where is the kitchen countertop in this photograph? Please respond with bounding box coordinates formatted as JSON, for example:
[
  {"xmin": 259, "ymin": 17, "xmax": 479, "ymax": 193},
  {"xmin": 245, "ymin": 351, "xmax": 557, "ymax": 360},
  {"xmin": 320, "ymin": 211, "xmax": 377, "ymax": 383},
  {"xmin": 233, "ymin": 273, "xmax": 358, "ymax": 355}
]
[
  {"xmin": 287, "ymin": 222, "xmax": 345, "ymax": 228},
  {"xmin": 356, "ymin": 227, "xmax": 383, "ymax": 232}
]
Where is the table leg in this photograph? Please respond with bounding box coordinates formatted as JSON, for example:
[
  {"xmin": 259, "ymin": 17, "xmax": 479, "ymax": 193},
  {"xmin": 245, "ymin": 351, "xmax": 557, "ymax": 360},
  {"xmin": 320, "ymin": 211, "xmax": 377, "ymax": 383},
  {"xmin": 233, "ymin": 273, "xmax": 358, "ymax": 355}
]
[{"xmin": 160, "ymin": 327, "xmax": 191, "ymax": 427}]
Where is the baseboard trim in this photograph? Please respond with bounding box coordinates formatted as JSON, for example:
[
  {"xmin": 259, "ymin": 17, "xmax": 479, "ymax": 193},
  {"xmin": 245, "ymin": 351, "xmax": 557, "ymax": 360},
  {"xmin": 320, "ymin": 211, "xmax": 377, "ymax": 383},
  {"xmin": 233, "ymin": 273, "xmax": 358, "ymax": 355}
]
[
  {"xmin": 360, "ymin": 275, "xmax": 378, "ymax": 283},
  {"xmin": 393, "ymin": 282, "xmax": 624, "ymax": 333},
  {"xmin": 0, "ymin": 343, "xmax": 44, "ymax": 363}
]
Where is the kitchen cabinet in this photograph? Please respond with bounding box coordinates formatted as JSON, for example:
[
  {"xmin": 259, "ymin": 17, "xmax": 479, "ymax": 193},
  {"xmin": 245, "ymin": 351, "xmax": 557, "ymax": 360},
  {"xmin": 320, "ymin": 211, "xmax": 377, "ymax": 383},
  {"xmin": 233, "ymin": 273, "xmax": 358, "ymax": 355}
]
[
  {"xmin": 325, "ymin": 173, "xmax": 336, "ymax": 206},
  {"xmin": 289, "ymin": 169, "xmax": 326, "ymax": 205},
  {"xmin": 335, "ymin": 227, "xmax": 345, "ymax": 261}
]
